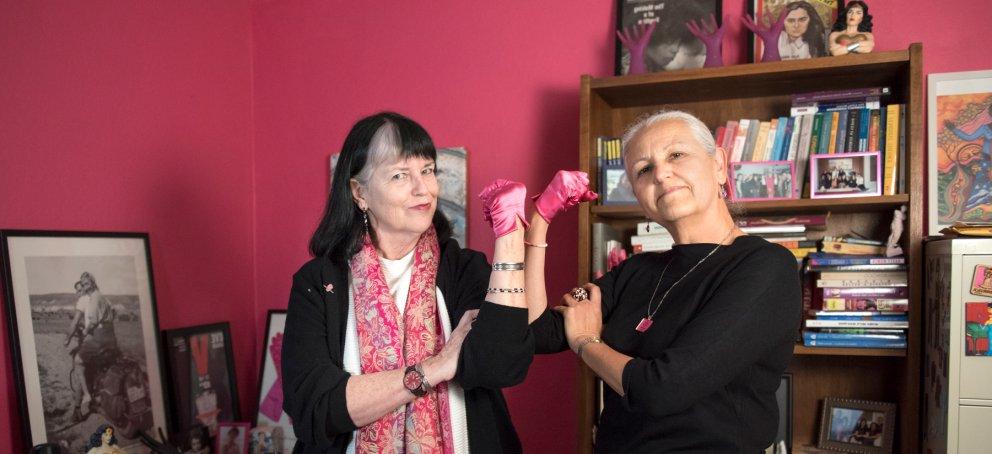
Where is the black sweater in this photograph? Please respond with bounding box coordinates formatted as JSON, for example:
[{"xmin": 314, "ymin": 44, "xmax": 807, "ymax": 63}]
[
  {"xmin": 532, "ymin": 235, "xmax": 802, "ymax": 453},
  {"xmin": 281, "ymin": 238, "xmax": 533, "ymax": 454}
]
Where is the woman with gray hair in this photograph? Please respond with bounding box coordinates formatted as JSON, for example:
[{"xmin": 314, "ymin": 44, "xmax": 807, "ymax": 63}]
[{"xmin": 525, "ymin": 110, "xmax": 801, "ymax": 452}]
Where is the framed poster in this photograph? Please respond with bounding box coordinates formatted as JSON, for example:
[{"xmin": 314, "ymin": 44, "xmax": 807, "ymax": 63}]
[
  {"xmin": 748, "ymin": 0, "xmax": 840, "ymax": 62},
  {"xmin": 437, "ymin": 147, "xmax": 468, "ymax": 247},
  {"xmin": 615, "ymin": 0, "xmax": 721, "ymax": 75},
  {"xmin": 163, "ymin": 322, "xmax": 240, "ymax": 438},
  {"xmin": 810, "ymin": 152, "xmax": 881, "ymax": 198},
  {"xmin": 254, "ymin": 310, "xmax": 294, "ymax": 445},
  {"xmin": 818, "ymin": 397, "xmax": 896, "ymax": 453},
  {"xmin": 928, "ymin": 70, "xmax": 992, "ymax": 234},
  {"xmin": 1, "ymin": 230, "xmax": 168, "ymax": 452}
]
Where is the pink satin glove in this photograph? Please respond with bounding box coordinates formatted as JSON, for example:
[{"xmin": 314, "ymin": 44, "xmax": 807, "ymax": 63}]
[
  {"xmin": 533, "ymin": 170, "xmax": 598, "ymax": 223},
  {"xmin": 479, "ymin": 179, "xmax": 530, "ymax": 237}
]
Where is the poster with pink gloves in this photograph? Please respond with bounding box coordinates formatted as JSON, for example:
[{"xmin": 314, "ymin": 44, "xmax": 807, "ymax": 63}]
[{"xmin": 254, "ymin": 310, "xmax": 295, "ymax": 447}]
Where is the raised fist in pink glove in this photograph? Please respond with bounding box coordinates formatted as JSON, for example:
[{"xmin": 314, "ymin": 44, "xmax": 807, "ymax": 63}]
[
  {"xmin": 479, "ymin": 179, "xmax": 529, "ymax": 237},
  {"xmin": 742, "ymin": 10, "xmax": 787, "ymax": 62},
  {"xmin": 533, "ymin": 170, "xmax": 598, "ymax": 223}
]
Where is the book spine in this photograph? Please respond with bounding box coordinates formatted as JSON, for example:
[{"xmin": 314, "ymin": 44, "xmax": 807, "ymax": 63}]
[
  {"xmin": 802, "ymin": 336, "xmax": 906, "ymax": 348},
  {"xmin": 897, "ymin": 104, "xmax": 907, "ymax": 194},
  {"xmin": 815, "ymin": 314, "xmax": 908, "ymax": 321},
  {"xmin": 804, "ymin": 332, "xmax": 906, "ymax": 341},
  {"xmin": 828, "ymin": 111, "xmax": 840, "ymax": 153},
  {"xmin": 819, "ymin": 112, "xmax": 833, "ymax": 154},
  {"xmin": 821, "ymin": 287, "xmax": 909, "ymax": 298},
  {"xmin": 845, "ymin": 109, "xmax": 860, "ymax": 152},
  {"xmin": 883, "ymin": 103, "xmax": 900, "ymax": 195},
  {"xmin": 754, "ymin": 121, "xmax": 771, "ymax": 161},
  {"xmin": 792, "ymin": 86, "xmax": 891, "ymax": 104},
  {"xmin": 868, "ymin": 109, "xmax": 881, "ymax": 151},
  {"xmin": 820, "ymin": 242, "xmax": 886, "ymax": 255},
  {"xmin": 723, "ymin": 120, "xmax": 739, "ymax": 152},
  {"xmin": 809, "ymin": 256, "xmax": 905, "ymax": 266},
  {"xmin": 786, "ymin": 116, "xmax": 801, "ymax": 162},
  {"xmin": 732, "ymin": 119, "xmax": 750, "ymax": 161},
  {"xmin": 804, "ymin": 319, "xmax": 909, "ymax": 329},
  {"xmin": 822, "ymin": 298, "xmax": 909, "ymax": 311},
  {"xmin": 743, "ymin": 120, "xmax": 761, "ymax": 161},
  {"xmin": 816, "ymin": 279, "xmax": 907, "ymax": 288},
  {"xmin": 859, "ymin": 108, "xmax": 870, "ymax": 151}
]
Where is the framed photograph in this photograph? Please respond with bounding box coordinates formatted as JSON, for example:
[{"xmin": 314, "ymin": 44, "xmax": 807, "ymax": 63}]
[
  {"xmin": 748, "ymin": 0, "xmax": 840, "ymax": 62},
  {"xmin": 728, "ymin": 161, "xmax": 797, "ymax": 201},
  {"xmin": 437, "ymin": 146, "xmax": 468, "ymax": 248},
  {"xmin": 254, "ymin": 310, "xmax": 295, "ymax": 446},
  {"xmin": 163, "ymin": 322, "xmax": 240, "ymax": 439},
  {"xmin": 615, "ymin": 0, "xmax": 721, "ymax": 75},
  {"xmin": 810, "ymin": 152, "xmax": 881, "ymax": 198},
  {"xmin": 601, "ymin": 165, "xmax": 637, "ymax": 204},
  {"xmin": 773, "ymin": 373, "xmax": 793, "ymax": 449},
  {"xmin": 818, "ymin": 397, "xmax": 896, "ymax": 453},
  {"xmin": 216, "ymin": 422, "xmax": 250, "ymax": 454},
  {"xmin": 928, "ymin": 70, "xmax": 992, "ymax": 234},
  {"xmin": 0, "ymin": 230, "xmax": 168, "ymax": 452}
]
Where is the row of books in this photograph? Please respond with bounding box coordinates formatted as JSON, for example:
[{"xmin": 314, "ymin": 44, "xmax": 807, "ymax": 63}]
[{"xmin": 595, "ymin": 136, "xmax": 636, "ymax": 204}]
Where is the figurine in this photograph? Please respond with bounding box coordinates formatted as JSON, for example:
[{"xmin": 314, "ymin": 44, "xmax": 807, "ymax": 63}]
[
  {"xmin": 778, "ymin": 1, "xmax": 828, "ymax": 60},
  {"xmin": 616, "ymin": 22, "xmax": 657, "ymax": 75},
  {"xmin": 742, "ymin": 9, "xmax": 787, "ymax": 62},
  {"xmin": 886, "ymin": 205, "xmax": 907, "ymax": 257},
  {"xmin": 829, "ymin": 1, "xmax": 874, "ymax": 56},
  {"xmin": 685, "ymin": 14, "xmax": 725, "ymax": 68},
  {"xmin": 85, "ymin": 425, "xmax": 127, "ymax": 454}
]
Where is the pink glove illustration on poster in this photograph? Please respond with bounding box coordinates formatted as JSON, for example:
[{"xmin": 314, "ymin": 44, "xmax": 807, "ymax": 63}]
[{"xmin": 259, "ymin": 332, "xmax": 285, "ymax": 422}]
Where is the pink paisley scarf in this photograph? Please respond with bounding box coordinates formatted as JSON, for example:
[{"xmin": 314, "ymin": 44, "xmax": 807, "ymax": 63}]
[{"xmin": 349, "ymin": 226, "xmax": 453, "ymax": 454}]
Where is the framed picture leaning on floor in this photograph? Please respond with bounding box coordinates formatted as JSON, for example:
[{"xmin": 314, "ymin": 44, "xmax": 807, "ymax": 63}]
[
  {"xmin": 1, "ymin": 230, "xmax": 168, "ymax": 452},
  {"xmin": 163, "ymin": 322, "xmax": 240, "ymax": 440},
  {"xmin": 254, "ymin": 310, "xmax": 294, "ymax": 446}
]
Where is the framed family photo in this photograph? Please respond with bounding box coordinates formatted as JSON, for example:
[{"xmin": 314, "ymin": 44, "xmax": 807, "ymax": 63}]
[
  {"xmin": 818, "ymin": 397, "xmax": 896, "ymax": 453},
  {"xmin": 1, "ymin": 230, "xmax": 168, "ymax": 452},
  {"xmin": 728, "ymin": 161, "xmax": 797, "ymax": 201},
  {"xmin": 810, "ymin": 152, "xmax": 881, "ymax": 198},
  {"xmin": 748, "ymin": 0, "xmax": 841, "ymax": 62},
  {"xmin": 163, "ymin": 322, "xmax": 240, "ymax": 439},
  {"xmin": 614, "ymin": 0, "xmax": 721, "ymax": 75},
  {"xmin": 254, "ymin": 310, "xmax": 295, "ymax": 446},
  {"xmin": 928, "ymin": 70, "xmax": 992, "ymax": 235}
]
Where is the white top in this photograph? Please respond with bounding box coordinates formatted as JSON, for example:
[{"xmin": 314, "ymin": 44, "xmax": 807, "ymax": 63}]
[
  {"xmin": 75, "ymin": 291, "xmax": 109, "ymax": 330},
  {"xmin": 344, "ymin": 249, "xmax": 470, "ymax": 453}
]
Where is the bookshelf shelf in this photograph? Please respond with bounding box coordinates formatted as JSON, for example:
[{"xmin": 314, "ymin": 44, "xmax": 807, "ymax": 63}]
[
  {"xmin": 577, "ymin": 44, "xmax": 924, "ymax": 453},
  {"xmin": 793, "ymin": 345, "xmax": 907, "ymax": 358},
  {"xmin": 592, "ymin": 194, "xmax": 910, "ymax": 219}
]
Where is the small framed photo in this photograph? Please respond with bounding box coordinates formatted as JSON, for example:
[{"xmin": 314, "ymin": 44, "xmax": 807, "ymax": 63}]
[
  {"xmin": 163, "ymin": 322, "xmax": 240, "ymax": 438},
  {"xmin": 747, "ymin": 0, "xmax": 841, "ymax": 62},
  {"xmin": 1, "ymin": 230, "xmax": 169, "ymax": 451},
  {"xmin": 614, "ymin": 0, "xmax": 721, "ymax": 75},
  {"xmin": 601, "ymin": 165, "xmax": 637, "ymax": 205},
  {"xmin": 928, "ymin": 70, "xmax": 992, "ymax": 234},
  {"xmin": 216, "ymin": 422, "xmax": 250, "ymax": 454},
  {"xmin": 254, "ymin": 311, "xmax": 295, "ymax": 446},
  {"xmin": 810, "ymin": 152, "xmax": 881, "ymax": 199},
  {"xmin": 728, "ymin": 161, "xmax": 797, "ymax": 201},
  {"xmin": 818, "ymin": 397, "xmax": 896, "ymax": 453}
]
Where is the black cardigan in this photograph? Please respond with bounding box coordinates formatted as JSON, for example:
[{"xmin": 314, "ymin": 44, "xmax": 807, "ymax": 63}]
[
  {"xmin": 532, "ymin": 235, "xmax": 801, "ymax": 453},
  {"xmin": 281, "ymin": 238, "xmax": 533, "ymax": 454}
]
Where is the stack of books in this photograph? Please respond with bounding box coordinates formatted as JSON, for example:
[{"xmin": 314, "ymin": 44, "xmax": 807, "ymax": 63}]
[
  {"xmin": 716, "ymin": 86, "xmax": 906, "ymax": 196},
  {"xmin": 736, "ymin": 215, "xmax": 827, "ymax": 262},
  {"xmin": 595, "ymin": 136, "xmax": 635, "ymax": 204},
  {"xmin": 801, "ymin": 249, "xmax": 908, "ymax": 349},
  {"xmin": 630, "ymin": 221, "xmax": 674, "ymax": 254}
]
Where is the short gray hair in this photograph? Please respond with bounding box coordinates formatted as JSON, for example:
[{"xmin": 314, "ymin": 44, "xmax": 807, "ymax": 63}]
[{"xmin": 620, "ymin": 110, "xmax": 716, "ymax": 158}]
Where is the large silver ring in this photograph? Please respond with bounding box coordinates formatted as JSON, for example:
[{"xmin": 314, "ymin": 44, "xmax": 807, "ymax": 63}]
[{"xmin": 570, "ymin": 287, "xmax": 589, "ymax": 301}]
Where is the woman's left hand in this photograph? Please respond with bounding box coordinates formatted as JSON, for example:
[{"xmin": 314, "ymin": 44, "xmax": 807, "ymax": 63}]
[{"xmin": 554, "ymin": 283, "xmax": 603, "ymax": 353}]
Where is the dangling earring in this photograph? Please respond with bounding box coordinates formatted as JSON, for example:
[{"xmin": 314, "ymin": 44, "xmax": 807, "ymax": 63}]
[
  {"xmin": 719, "ymin": 185, "xmax": 728, "ymax": 199},
  {"xmin": 362, "ymin": 210, "xmax": 369, "ymax": 232}
]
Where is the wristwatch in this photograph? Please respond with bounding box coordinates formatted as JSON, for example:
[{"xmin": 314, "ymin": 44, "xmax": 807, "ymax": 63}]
[{"xmin": 403, "ymin": 363, "xmax": 432, "ymax": 397}]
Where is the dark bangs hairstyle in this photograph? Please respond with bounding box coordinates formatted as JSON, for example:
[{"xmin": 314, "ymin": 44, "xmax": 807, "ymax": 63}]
[
  {"xmin": 832, "ymin": 1, "xmax": 873, "ymax": 32},
  {"xmin": 309, "ymin": 112, "xmax": 452, "ymax": 262}
]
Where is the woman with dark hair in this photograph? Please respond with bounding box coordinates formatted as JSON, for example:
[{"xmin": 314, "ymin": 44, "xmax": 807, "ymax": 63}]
[
  {"xmin": 282, "ymin": 111, "xmax": 534, "ymax": 453},
  {"xmin": 779, "ymin": 1, "xmax": 827, "ymax": 60},
  {"xmin": 829, "ymin": 0, "xmax": 874, "ymax": 55},
  {"xmin": 85, "ymin": 425, "xmax": 125, "ymax": 454}
]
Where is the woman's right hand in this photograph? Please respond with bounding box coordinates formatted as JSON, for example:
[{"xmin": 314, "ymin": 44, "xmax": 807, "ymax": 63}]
[
  {"xmin": 533, "ymin": 170, "xmax": 598, "ymax": 223},
  {"xmin": 479, "ymin": 179, "xmax": 529, "ymax": 237},
  {"xmin": 424, "ymin": 309, "xmax": 478, "ymax": 384}
]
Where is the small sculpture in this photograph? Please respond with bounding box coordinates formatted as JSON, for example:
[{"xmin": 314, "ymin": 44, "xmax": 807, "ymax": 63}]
[
  {"xmin": 616, "ymin": 22, "xmax": 657, "ymax": 75},
  {"xmin": 742, "ymin": 10, "xmax": 787, "ymax": 62},
  {"xmin": 886, "ymin": 205, "xmax": 907, "ymax": 257},
  {"xmin": 685, "ymin": 14, "xmax": 725, "ymax": 68},
  {"xmin": 86, "ymin": 425, "xmax": 127, "ymax": 454},
  {"xmin": 829, "ymin": 1, "xmax": 874, "ymax": 56}
]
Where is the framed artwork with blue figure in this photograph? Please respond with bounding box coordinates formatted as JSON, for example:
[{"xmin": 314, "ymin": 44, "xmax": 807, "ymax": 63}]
[
  {"xmin": 929, "ymin": 70, "xmax": 992, "ymax": 234},
  {"xmin": 436, "ymin": 147, "xmax": 468, "ymax": 247}
]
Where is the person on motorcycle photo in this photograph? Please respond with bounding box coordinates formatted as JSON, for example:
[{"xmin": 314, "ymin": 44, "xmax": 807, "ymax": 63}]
[{"xmin": 65, "ymin": 272, "xmax": 121, "ymax": 421}]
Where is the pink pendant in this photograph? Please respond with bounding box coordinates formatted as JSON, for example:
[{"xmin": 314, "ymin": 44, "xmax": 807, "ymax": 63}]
[{"xmin": 635, "ymin": 317, "xmax": 653, "ymax": 332}]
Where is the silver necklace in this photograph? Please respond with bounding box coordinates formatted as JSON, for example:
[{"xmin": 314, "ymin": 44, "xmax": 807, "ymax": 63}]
[{"xmin": 635, "ymin": 227, "xmax": 736, "ymax": 333}]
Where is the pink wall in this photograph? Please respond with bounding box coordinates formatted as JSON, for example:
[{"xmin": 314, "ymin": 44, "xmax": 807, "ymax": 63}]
[
  {"xmin": 0, "ymin": 1, "xmax": 254, "ymax": 452},
  {"xmin": 3, "ymin": 0, "xmax": 991, "ymax": 452}
]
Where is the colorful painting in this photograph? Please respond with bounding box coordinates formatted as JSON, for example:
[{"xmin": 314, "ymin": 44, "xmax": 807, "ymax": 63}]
[
  {"xmin": 965, "ymin": 302, "xmax": 992, "ymax": 357},
  {"xmin": 928, "ymin": 70, "xmax": 992, "ymax": 234}
]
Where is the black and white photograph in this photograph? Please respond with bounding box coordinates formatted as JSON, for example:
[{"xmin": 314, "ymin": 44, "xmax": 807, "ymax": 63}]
[
  {"xmin": 810, "ymin": 152, "xmax": 881, "ymax": 198},
  {"xmin": 1, "ymin": 231, "xmax": 168, "ymax": 452},
  {"xmin": 163, "ymin": 322, "xmax": 240, "ymax": 440},
  {"xmin": 615, "ymin": 0, "xmax": 721, "ymax": 75}
]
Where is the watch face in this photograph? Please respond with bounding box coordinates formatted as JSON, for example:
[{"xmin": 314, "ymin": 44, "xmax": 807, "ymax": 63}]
[{"xmin": 404, "ymin": 369, "xmax": 421, "ymax": 391}]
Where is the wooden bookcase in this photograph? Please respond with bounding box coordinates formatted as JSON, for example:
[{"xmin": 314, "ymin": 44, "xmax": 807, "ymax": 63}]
[{"xmin": 576, "ymin": 44, "xmax": 923, "ymax": 453}]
